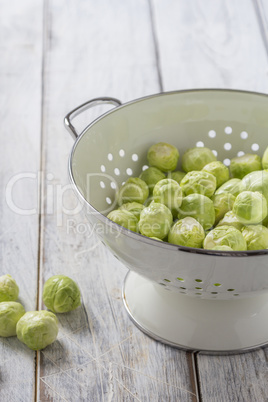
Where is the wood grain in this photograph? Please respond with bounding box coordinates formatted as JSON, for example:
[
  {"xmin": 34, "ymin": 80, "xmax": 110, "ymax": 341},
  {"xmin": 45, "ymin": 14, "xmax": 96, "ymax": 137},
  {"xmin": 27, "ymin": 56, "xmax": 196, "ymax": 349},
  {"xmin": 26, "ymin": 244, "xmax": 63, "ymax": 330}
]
[
  {"xmin": 0, "ymin": 1, "xmax": 43, "ymax": 400},
  {"xmin": 37, "ymin": 0, "xmax": 197, "ymax": 400}
]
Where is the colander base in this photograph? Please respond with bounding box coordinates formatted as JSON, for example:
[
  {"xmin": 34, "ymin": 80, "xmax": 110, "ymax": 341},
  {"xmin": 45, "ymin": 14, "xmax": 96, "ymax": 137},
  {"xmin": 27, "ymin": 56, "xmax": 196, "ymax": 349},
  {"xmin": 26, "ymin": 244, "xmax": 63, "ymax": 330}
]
[{"xmin": 123, "ymin": 271, "xmax": 268, "ymax": 354}]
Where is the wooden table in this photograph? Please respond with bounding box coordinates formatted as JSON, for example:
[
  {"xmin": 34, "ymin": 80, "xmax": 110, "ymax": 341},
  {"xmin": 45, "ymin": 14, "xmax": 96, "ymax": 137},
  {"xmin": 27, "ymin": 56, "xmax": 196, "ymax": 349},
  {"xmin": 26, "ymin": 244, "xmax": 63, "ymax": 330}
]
[{"xmin": 1, "ymin": 1, "xmax": 268, "ymax": 401}]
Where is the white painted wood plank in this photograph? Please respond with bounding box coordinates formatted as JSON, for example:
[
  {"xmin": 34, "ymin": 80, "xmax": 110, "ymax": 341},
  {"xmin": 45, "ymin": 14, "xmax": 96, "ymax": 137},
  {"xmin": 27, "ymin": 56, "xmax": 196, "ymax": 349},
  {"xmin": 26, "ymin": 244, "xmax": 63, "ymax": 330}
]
[
  {"xmin": 38, "ymin": 0, "xmax": 198, "ymax": 400},
  {"xmin": 0, "ymin": 0, "xmax": 43, "ymax": 400},
  {"xmin": 152, "ymin": 0, "xmax": 268, "ymax": 400},
  {"xmin": 152, "ymin": 0, "xmax": 268, "ymax": 92}
]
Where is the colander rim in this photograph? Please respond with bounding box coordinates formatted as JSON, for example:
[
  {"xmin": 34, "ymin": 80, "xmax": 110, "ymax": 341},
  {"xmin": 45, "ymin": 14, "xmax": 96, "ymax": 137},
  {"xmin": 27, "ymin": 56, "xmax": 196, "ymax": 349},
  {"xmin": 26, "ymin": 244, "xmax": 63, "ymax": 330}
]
[{"xmin": 68, "ymin": 88, "xmax": 268, "ymax": 257}]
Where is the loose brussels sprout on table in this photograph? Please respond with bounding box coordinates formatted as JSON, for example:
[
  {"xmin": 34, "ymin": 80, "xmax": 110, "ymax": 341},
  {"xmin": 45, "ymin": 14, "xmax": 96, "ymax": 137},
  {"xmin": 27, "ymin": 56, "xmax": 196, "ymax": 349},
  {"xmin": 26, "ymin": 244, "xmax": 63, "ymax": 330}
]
[
  {"xmin": 181, "ymin": 147, "xmax": 216, "ymax": 172},
  {"xmin": 0, "ymin": 274, "xmax": 19, "ymax": 302},
  {"xmin": 0, "ymin": 302, "xmax": 25, "ymax": 337},
  {"xmin": 43, "ymin": 275, "xmax": 81, "ymax": 313},
  {"xmin": 147, "ymin": 142, "xmax": 179, "ymax": 172},
  {"xmin": 230, "ymin": 153, "xmax": 262, "ymax": 179},
  {"xmin": 17, "ymin": 311, "xmax": 58, "ymax": 350}
]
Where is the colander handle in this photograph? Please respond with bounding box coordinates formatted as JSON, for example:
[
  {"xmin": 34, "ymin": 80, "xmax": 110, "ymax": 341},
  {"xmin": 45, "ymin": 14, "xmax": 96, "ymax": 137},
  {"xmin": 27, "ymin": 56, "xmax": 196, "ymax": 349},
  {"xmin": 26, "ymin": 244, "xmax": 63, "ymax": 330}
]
[{"xmin": 64, "ymin": 97, "xmax": 122, "ymax": 140}]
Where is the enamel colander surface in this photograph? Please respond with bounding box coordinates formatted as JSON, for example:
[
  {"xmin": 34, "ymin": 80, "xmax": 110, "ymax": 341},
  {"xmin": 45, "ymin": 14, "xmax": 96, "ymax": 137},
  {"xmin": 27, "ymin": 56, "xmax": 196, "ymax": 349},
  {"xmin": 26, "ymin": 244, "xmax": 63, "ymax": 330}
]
[{"xmin": 69, "ymin": 89, "xmax": 268, "ymax": 301}]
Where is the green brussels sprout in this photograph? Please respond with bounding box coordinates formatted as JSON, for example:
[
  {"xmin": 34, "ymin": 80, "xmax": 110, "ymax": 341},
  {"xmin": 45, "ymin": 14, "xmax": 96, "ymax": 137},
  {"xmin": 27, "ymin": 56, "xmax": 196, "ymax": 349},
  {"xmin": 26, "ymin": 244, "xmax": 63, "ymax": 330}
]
[
  {"xmin": 212, "ymin": 192, "xmax": 236, "ymax": 224},
  {"xmin": 262, "ymin": 146, "xmax": 268, "ymax": 169},
  {"xmin": 139, "ymin": 201, "xmax": 173, "ymax": 239},
  {"xmin": 211, "ymin": 245, "xmax": 233, "ymax": 251},
  {"xmin": 180, "ymin": 171, "xmax": 216, "ymax": 198},
  {"xmin": 168, "ymin": 217, "xmax": 205, "ymax": 248},
  {"xmin": 230, "ymin": 154, "xmax": 262, "ymax": 179},
  {"xmin": 0, "ymin": 302, "xmax": 25, "ymax": 337},
  {"xmin": 203, "ymin": 225, "xmax": 247, "ymax": 251},
  {"xmin": 233, "ymin": 191, "xmax": 267, "ymax": 224},
  {"xmin": 241, "ymin": 225, "xmax": 268, "ymax": 250},
  {"xmin": 147, "ymin": 142, "xmax": 179, "ymax": 172},
  {"xmin": 43, "ymin": 275, "xmax": 81, "ymax": 313},
  {"xmin": 0, "ymin": 274, "xmax": 19, "ymax": 302},
  {"xmin": 177, "ymin": 194, "xmax": 215, "ymax": 230},
  {"xmin": 107, "ymin": 209, "xmax": 139, "ymax": 232},
  {"xmin": 16, "ymin": 311, "xmax": 58, "ymax": 350},
  {"xmin": 167, "ymin": 170, "xmax": 186, "ymax": 184},
  {"xmin": 202, "ymin": 161, "xmax": 230, "ymax": 188},
  {"xmin": 149, "ymin": 237, "xmax": 163, "ymax": 241},
  {"xmin": 240, "ymin": 170, "xmax": 268, "ymax": 203},
  {"xmin": 181, "ymin": 147, "xmax": 216, "ymax": 172},
  {"xmin": 153, "ymin": 178, "xmax": 183, "ymax": 217},
  {"xmin": 217, "ymin": 211, "xmax": 245, "ymax": 231},
  {"xmin": 117, "ymin": 177, "xmax": 149, "ymax": 206},
  {"xmin": 139, "ymin": 167, "xmax": 165, "ymax": 194},
  {"xmin": 119, "ymin": 202, "xmax": 145, "ymax": 220},
  {"xmin": 215, "ymin": 178, "xmax": 242, "ymax": 198}
]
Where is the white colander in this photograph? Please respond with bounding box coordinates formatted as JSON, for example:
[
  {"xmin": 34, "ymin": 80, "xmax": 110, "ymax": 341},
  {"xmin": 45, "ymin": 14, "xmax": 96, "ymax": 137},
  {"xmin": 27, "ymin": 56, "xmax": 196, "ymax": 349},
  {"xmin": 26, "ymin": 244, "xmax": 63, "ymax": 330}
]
[{"xmin": 65, "ymin": 89, "xmax": 268, "ymax": 353}]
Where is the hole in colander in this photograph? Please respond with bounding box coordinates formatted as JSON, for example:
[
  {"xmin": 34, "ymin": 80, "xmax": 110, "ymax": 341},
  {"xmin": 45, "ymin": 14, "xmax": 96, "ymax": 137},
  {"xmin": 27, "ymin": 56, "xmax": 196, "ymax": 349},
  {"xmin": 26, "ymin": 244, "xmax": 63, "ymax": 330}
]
[
  {"xmin": 227, "ymin": 289, "xmax": 235, "ymax": 292},
  {"xmin": 211, "ymin": 292, "xmax": 218, "ymax": 294},
  {"xmin": 177, "ymin": 277, "xmax": 184, "ymax": 282},
  {"xmin": 159, "ymin": 283, "xmax": 166, "ymax": 286},
  {"xmin": 101, "ymin": 165, "xmax": 106, "ymax": 172},
  {"xmin": 180, "ymin": 287, "xmax": 186, "ymax": 290},
  {"xmin": 223, "ymin": 158, "xmax": 231, "ymax": 166},
  {"xmin": 100, "ymin": 181, "xmax": 105, "ymax": 189},
  {"xmin": 195, "ymin": 279, "xmax": 203, "ymax": 283},
  {"xmin": 106, "ymin": 197, "xmax": 112, "ymax": 205},
  {"xmin": 126, "ymin": 168, "xmax": 133, "ymax": 176},
  {"xmin": 237, "ymin": 151, "xmax": 245, "ymax": 157},
  {"xmin": 132, "ymin": 153, "xmax": 139, "ymax": 161},
  {"xmin": 119, "ymin": 149, "xmax": 125, "ymax": 157},
  {"xmin": 196, "ymin": 141, "xmax": 204, "ymax": 147},
  {"xmin": 164, "ymin": 279, "xmax": 171, "ymax": 282},
  {"xmin": 212, "ymin": 150, "xmax": 218, "ymax": 157},
  {"xmin": 114, "ymin": 168, "xmax": 120, "ymax": 176},
  {"xmin": 180, "ymin": 291, "xmax": 187, "ymax": 294},
  {"xmin": 240, "ymin": 131, "xmax": 248, "ymax": 139},
  {"xmin": 108, "ymin": 153, "xmax": 113, "ymax": 161},
  {"xmin": 224, "ymin": 126, "xmax": 232, "ymax": 134},
  {"xmin": 142, "ymin": 165, "xmax": 149, "ymax": 171},
  {"xmin": 214, "ymin": 283, "xmax": 221, "ymax": 287},
  {"xmin": 251, "ymin": 143, "xmax": 259, "ymax": 151},
  {"xmin": 233, "ymin": 294, "xmax": 240, "ymax": 296},
  {"xmin": 195, "ymin": 287, "xmax": 203, "ymax": 290},
  {"xmin": 224, "ymin": 143, "xmax": 232, "ymax": 151},
  {"xmin": 195, "ymin": 293, "xmax": 202, "ymax": 295},
  {"xmin": 208, "ymin": 130, "xmax": 216, "ymax": 138},
  {"xmin": 110, "ymin": 182, "xmax": 117, "ymax": 189}
]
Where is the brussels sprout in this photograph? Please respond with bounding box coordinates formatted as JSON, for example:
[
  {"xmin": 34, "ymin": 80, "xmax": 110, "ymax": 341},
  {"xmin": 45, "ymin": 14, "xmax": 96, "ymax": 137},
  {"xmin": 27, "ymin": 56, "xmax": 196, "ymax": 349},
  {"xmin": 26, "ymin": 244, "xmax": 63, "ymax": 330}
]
[
  {"xmin": 147, "ymin": 142, "xmax": 179, "ymax": 172},
  {"xmin": 211, "ymin": 245, "xmax": 233, "ymax": 251},
  {"xmin": 139, "ymin": 201, "xmax": 173, "ymax": 239},
  {"xmin": 212, "ymin": 192, "xmax": 236, "ymax": 224},
  {"xmin": 16, "ymin": 311, "xmax": 58, "ymax": 350},
  {"xmin": 233, "ymin": 191, "xmax": 267, "ymax": 224},
  {"xmin": 177, "ymin": 194, "xmax": 215, "ymax": 230},
  {"xmin": 262, "ymin": 146, "xmax": 268, "ymax": 169},
  {"xmin": 240, "ymin": 170, "xmax": 268, "ymax": 203},
  {"xmin": 203, "ymin": 225, "xmax": 247, "ymax": 251},
  {"xmin": 241, "ymin": 225, "xmax": 268, "ymax": 250},
  {"xmin": 139, "ymin": 167, "xmax": 165, "ymax": 194},
  {"xmin": 153, "ymin": 179, "xmax": 183, "ymax": 217},
  {"xmin": 43, "ymin": 275, "xmax": 81, "ymax": 313},
  {"xmin": 119, "ymin": 202, "xmax": 145, "ymax": 220},
  {"xmin": 215, "ymin": 178, "xmax": 242, "ymax": 198},
  {"xmin": 168, "ymin": 217, "xmax": 205, "ymax": 248},
  {"xmin": 167, "ymin": 170, "xmax": 186, "ymax": 184},
  {"xmin": 230, "ymin": 154, "xmax": 262, "ymax": 179},
  {"xmin": 217, "ymin": 211, "xmax": 245, "ymax": 231},
  {"xmin": 181, "ymin": 147, "xmax": 216, "ymax": 172},
  {"xmin": 0, "ymin": 274, "xmax": 19, "ymax": 302},
  {"xmin": 107, "ymin": 209, "xmax": 139, "ymax": 232},
  {"xmin": 180, "ymin": 171, "xmax": 216, "ymax": 197},
  {"xmin": 149, "ymin": 237, "xmax": 163, "ymax": 241},
  {"xmin": 202, "ymin": 161, "xmax": 230, "ymax": 188},
  {"xmin": 0, "ymin": 302, "xmax": 25, "ymax": 337},
  {"xmin": 117, "ymin": 177, "xmax": 149, "ymax": 206}
]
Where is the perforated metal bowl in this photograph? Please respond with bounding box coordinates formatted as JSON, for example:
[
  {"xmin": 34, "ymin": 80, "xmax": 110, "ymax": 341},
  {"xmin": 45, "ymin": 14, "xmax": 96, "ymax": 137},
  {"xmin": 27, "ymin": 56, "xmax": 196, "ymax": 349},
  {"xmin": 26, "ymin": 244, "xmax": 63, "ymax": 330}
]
[{"xmin": 65, "ymin": 89, "xmax": 268, "ymax": 352}]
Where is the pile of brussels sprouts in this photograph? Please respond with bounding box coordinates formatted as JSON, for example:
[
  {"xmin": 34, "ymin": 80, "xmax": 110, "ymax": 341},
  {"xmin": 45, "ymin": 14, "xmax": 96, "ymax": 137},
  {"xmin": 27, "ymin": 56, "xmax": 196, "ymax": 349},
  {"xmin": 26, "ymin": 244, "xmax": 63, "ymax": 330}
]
[
  {"xmin": 107, "ymin": 142, "xmax": 268, "ymax": 251},
  {"xmin": 0, "ymin": 274, "xmax": 81, "ymax": 350}
]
